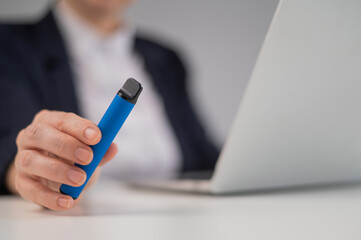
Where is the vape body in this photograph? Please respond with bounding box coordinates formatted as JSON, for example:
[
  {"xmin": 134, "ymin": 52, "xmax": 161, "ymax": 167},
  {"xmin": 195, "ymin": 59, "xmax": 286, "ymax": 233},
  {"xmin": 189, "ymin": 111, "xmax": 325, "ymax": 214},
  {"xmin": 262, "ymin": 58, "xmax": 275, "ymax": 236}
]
[{"xmin": 60, "ymin": 78, "xmax": 142, "ymax": 199}]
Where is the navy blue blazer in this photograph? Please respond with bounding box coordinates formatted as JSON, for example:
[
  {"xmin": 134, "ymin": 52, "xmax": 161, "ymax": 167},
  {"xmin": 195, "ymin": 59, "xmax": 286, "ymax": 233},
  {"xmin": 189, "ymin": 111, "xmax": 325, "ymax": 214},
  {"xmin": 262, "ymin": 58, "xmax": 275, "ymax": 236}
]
[{"xmin": 0, "ymin": 12, "xmax": 219, "ymax": 194}]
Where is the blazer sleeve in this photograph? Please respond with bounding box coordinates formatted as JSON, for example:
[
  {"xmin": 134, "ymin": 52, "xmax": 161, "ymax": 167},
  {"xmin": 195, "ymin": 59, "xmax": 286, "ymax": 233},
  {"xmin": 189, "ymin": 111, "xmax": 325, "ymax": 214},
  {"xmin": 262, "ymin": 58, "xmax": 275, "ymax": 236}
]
[
  {"xmin": 0, "ymin": 35, "xmax": 41, "ymax": 195},
  {"xmin": 166, "ymin": 49, "xmax": 220, "ymax": 171}
]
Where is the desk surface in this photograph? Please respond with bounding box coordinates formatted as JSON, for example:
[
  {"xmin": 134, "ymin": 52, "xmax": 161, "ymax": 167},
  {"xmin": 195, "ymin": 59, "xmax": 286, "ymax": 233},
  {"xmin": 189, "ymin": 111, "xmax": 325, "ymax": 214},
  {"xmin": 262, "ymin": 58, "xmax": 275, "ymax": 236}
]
[{"xmin": 1, "ymin": 180, "xmax": 361, "ymax": 240}]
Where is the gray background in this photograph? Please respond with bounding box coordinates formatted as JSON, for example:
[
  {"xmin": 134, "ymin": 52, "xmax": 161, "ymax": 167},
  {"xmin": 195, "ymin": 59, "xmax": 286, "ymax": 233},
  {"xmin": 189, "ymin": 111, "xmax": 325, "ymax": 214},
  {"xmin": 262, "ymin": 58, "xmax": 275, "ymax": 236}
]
[{"xmin": 0, "ymin": 0, "xmax": 279, "ymax": 146}]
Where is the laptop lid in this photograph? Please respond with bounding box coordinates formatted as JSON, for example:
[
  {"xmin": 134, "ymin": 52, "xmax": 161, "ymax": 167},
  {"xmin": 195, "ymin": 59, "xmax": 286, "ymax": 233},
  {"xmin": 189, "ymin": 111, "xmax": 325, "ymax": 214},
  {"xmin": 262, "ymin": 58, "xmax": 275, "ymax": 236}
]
[{"xmin": 210, "ymin": 0, "xmax": 361, "ymax": 193}]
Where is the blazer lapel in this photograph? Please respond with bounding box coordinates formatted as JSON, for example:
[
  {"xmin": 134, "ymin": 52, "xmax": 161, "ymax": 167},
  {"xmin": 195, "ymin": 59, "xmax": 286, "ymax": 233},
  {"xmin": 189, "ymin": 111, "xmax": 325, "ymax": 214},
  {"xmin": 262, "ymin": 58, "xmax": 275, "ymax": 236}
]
[{"xmin": 33, "ymin": 12, "xmax": 80, "ymax": 115}]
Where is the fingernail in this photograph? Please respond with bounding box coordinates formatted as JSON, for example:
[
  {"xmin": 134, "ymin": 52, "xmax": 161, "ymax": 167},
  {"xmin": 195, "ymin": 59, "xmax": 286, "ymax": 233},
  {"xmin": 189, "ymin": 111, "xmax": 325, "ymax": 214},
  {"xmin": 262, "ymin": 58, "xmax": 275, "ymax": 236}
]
[
  {"xmin": 67, "ymin": 168, "xmax": 86, "ymax": 184},
  {"xmin": 75, "ymin": 147, "xmax": 92, "ymax": 164},
  {"xmin": 57, "ymin": 197, "xmax": 71, "ymax": 209},
  {"xmin": 84, "ymin": 127, "xmax": 98, "ymax": 141}
]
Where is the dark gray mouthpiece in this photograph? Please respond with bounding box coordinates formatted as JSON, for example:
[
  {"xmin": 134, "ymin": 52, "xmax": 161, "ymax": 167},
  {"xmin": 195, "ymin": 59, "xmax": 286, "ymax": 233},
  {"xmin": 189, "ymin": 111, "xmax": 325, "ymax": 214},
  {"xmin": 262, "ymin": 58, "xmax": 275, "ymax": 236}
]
[{"xmin": 117, "ymin": 78, "xmax": 143, "ymax": 104}]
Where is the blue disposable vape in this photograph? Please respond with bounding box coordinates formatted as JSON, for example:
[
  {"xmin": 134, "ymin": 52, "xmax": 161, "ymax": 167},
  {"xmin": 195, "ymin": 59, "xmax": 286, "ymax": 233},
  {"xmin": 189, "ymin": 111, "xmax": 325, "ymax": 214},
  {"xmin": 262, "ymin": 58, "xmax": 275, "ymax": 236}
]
[{"xmin": 60, "ymin": 78, "xmax": 142, "ymax": 199}]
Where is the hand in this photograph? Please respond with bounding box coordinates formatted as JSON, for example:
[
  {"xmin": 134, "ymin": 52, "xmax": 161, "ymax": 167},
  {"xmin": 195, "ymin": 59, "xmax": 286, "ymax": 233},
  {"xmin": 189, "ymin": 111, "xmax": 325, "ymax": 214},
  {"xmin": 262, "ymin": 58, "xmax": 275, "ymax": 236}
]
[{"xmin": 10, "ymin": 110, "xmax": 118, "ymax": 210}]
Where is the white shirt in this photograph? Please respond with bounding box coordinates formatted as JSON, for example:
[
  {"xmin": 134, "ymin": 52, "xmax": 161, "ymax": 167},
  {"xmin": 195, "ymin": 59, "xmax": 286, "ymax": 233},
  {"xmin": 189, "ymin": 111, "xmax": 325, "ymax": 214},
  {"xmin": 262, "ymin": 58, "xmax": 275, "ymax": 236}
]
[{"xmin": 54, "ymin": 1, "xmax": 181, "ymax": 180}]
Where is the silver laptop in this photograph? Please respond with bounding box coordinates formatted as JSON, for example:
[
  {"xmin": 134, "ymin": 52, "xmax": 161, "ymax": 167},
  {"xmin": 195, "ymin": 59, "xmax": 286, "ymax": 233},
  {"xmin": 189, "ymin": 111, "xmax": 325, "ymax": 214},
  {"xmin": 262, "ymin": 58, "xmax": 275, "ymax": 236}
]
[{"xmin": 130, "ymin": 0, "xmax": 361, "ymax": 194}]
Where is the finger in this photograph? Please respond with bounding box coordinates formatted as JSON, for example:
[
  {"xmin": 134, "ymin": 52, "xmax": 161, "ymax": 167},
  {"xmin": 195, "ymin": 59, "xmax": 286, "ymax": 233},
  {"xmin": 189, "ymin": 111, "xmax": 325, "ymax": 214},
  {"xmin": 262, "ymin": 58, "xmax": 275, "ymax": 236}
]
[
  {"xmin": 15, "ymin": 150, "xmax": 86, "ymax": 187},
  {"xmin": 84, "ymin": 167, "xmax": 101, "ymax": 190},
  {"xmin": 99, "ymin": 143, "xmax": 118, "ymax": 167},
  {"xmin": 39, "ymin": 178, "xmax": 61, "ymax": 192},
  {"xmin": 16, "ymin": 173, "xmax": 74, "ymax": 211},
  {"xmin": 34, "ymin": 110, "xmax": 101, "ymax": 145},
  {"xmin": 40, "ymin": 177, "xmax": 83, "ymax": 200},
  {"xmin": 20, "ymin": 123, "xmax": 93, "ymax": 165}
]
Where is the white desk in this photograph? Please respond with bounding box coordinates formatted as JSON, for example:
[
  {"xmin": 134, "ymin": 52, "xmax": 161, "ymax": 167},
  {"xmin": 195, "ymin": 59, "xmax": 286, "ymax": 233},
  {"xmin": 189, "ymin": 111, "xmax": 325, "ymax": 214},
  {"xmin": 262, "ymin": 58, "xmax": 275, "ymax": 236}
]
[{"xmin": 1, "ymin": 180, "xmax": 361, "ymax": 240}]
